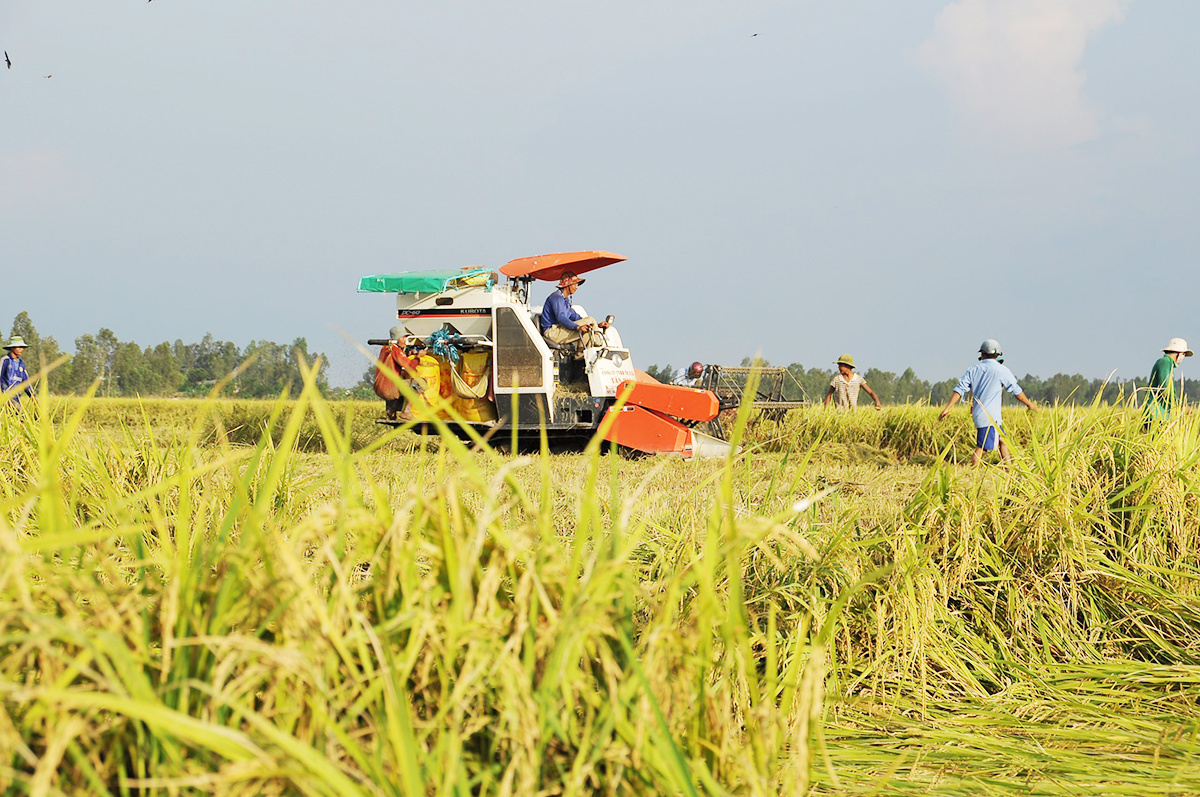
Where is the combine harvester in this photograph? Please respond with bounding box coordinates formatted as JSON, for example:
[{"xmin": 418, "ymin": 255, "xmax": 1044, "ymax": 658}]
[{"xmin": 359, "ymin": 251, "xmax": 732, "ymax": 459}]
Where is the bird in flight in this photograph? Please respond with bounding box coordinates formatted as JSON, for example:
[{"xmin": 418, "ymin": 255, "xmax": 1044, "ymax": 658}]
[
  {"xmin": 4, "ymin": 51, "xmax": 10, "ymax": 70},
  {"xmin": 44, "ymin": 75, "xmax": 52, "ymax": 79}
]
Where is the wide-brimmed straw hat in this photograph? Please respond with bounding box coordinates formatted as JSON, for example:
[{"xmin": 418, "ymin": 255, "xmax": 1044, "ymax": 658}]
[
  {"xmin": 3, "ymin": 336, "xmax": 28, "ymax": 350},
  {"xmin": 834, "ymin": 354, "xmax": 855, "ymax": 369},
  {"xmin": 1164, "ymin": 337, "xmax": 1194, "ymax": 357},
  {"xmin": 556, "ymin": 271, "xmax": 586, "ymax": 289}
]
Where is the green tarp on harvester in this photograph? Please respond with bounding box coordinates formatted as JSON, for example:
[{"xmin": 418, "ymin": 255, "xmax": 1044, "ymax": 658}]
[{"xmin": 357, "ymin": 267, "xmax": 493, "ymax": 294}]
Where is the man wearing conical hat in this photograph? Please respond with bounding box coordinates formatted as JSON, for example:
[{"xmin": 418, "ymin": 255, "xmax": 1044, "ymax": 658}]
[
  {"xmin": 823, "ymin": 354, "xmax": 881, "ymax": 410},
  {"xmin": 1143, "ymin": 337, "xmax": 1193, "ymax": 430},
  {"xmin": 539, "ymin": 271, "xmax": 608, "ymax": 353},
  {"xmin": 1, "ymin": 336, "xmax": 33, "ymax": 406}
]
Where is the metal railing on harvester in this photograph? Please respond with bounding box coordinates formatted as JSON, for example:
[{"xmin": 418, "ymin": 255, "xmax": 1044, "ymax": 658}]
[{"xmin": 696, "ymin": 365, "xmax": 810, "ymax": 439}]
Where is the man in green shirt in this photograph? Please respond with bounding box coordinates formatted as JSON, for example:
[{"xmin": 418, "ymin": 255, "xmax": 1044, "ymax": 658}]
[{"xmin": 1144, "ymin": 337, "xmax": 1193, "ymax": 429}]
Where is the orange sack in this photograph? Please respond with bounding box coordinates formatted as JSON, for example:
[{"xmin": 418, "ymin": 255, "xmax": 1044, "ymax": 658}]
[{"xmin": 373, "ymin": 344, "xmax": 417, "ymax": 401}]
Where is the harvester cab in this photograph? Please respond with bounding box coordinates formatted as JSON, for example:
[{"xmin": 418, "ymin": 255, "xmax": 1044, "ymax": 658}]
[{"xmin": 360, "ymin": 251, "xmax": 732, "ymax": 459}]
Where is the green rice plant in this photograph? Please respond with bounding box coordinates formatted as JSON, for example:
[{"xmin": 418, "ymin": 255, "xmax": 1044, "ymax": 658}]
[
  {"xmin": 22, "ymin": 395, "xmax": 402, "ymax": 453},
  {"xmin": 812, "ymin": 406, "xmax": 1200, "ymax": 792},
  {"xmin": 0, "ymin": 368, "xmax": 844, "ymax": 795},
  {"xmin": 7, "ymin": 371, "xmax": 1200, "ymax": 794}
]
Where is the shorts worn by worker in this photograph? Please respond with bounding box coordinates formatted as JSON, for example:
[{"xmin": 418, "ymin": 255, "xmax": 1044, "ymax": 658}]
[
  {"xmin": 543, "ymin": 317, "xmax": 606, "ymax": 349},
  {"xmin": 975, "ymin": 425, "xmax": 1003, "ymax": 451}
]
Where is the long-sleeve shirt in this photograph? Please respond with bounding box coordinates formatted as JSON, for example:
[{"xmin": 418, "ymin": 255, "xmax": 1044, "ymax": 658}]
[
  {"xmin": 1143, "ymin": 354, "xmax": 1177, "ymax": 423},
  {"xmin": 539, "ymin": 289, "xmax": 582, "ymax": 332},
  {"xmin": 952, "ymin": 359, "xmax": 1023, "ymax": 429},
  {"xmin": 0, "ymin": 354, "xmax": 32, "ymax": 403}
]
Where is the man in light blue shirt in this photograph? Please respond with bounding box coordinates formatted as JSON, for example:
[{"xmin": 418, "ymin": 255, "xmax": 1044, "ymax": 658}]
[{"xmin": 938, "ymin": 339, "xmax": 1036, "ymax": 465}]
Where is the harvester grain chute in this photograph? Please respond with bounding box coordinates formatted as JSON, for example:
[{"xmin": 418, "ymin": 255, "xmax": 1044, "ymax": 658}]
[{"xmin": 360, "ymin": 251, "xmax": 733, "ymax": 459}]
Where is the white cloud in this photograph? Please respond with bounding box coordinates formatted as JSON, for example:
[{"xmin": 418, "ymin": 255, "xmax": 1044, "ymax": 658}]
[
  {"xmin": 919, "ymin": 0, "xmax": 1131, "ymax": 148},
  {"xmin": 0, "ymin": 148, "xmax": 78, "ymax": 211}
]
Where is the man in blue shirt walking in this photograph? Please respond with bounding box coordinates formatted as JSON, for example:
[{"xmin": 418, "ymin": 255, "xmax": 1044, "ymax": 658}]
[
  {"xmin": 1, "ymin": 336, "xmax": 34, "ymax": 407},
  {"xmin": 938, "ymin": 339, "xmax": 1036, "ymax": 465}
]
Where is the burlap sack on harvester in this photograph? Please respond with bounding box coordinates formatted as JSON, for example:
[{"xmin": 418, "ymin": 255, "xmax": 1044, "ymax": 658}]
[{"xmin": 451, "ymin": 351, "xmax": 497, "ymax": 422}]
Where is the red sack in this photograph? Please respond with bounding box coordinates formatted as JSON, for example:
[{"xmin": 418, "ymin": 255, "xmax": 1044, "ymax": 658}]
[
  {"xmin": 374, "ymin": 345, "xmax": 420, "ymax": 401},
  {"xmin": 373, "ymin": 345, "xmax": 403, "ymax": 401}
]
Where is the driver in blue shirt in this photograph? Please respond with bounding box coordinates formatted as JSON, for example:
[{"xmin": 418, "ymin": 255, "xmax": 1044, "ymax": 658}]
[{"xmin": 540, "ymin": 271, "xmax": 608, "ymax": 352}]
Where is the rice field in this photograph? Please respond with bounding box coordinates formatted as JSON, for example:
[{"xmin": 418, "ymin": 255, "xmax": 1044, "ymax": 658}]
[{"xmin": 4, "ymin": 375, "xmax": 1200, "ymax": 795}]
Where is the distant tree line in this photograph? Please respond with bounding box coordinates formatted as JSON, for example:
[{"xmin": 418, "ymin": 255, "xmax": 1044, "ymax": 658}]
[
  {"xmin": 8, "ymin": 312, "xmax": 328, "ymax": 398},
  {"xmin": 10, "ymin": 306, "xmax": 1182, "ymax": 406},
  {"xmin": 646, "ymin": 358, "xmax": 1187, "ymax": 407}
]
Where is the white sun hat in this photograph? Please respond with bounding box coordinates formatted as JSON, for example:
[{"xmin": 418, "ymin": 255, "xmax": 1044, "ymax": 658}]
[
  {"xmin": 979, "ymin": 339, "xmax": 1002, "ymax": 356},
  {"xmin": 1164, "ymin": 338, "xmax": 1194, "ymax": 357}
]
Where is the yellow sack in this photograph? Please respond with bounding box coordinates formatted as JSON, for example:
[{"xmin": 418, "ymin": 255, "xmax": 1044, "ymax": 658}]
[
  {"xmin": 452, "ymin": 351, "xmax": 497, "ymax": 422},
  {"xmin": 454, "ymin": 395, "xmax": 498, "ymax": 422},
  {"xmin": 411, "ymin": 355, "xmax": 443, "ymax": 417},
  {"xmin": 451, "ymin": 351, "xmax": 491, "ymax": 399}
]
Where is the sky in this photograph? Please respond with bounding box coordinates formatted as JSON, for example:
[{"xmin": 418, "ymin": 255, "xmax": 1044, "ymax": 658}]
[{"xmin": 2, "ymin": 0, "xmax": 1197, "ymax": 388}]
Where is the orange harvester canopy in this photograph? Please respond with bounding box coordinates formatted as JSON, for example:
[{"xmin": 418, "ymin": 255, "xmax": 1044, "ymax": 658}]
[{"xmin": 498, "ymin": 251, "xmax": 627, "ymax": 283}]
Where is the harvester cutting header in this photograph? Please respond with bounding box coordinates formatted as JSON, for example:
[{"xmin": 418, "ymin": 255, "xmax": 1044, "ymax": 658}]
[{"xmin": 360, "ymin": 251, "xmax": 731, "ymax": 459}]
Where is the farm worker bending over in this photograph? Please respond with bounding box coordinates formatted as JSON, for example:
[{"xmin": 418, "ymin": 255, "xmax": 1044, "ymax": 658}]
[
  {"xmin": 373, "ymin": 326, "xmax": 424, "ymax": 421},
  {"xmin": 1, "ymin": 336, "xmax": 33, "ymax": 408},
  {"xmin": 824, "ymin": 354, "xmax": 881, "ymax": 410},
  {"xmin": 1143, "ymin": 337, "xmax": 1192, "ymax": 430},
  {"xmin": 673, "ymin": 361, "xmax": 705, "ymax": 388},
  {"xmin": 540, "ymin": 271, "xmax": 608, "ymax": 354},
  {"xmin": 937, "ymin": 339, "xmax": 1036, "ymax": 466}
]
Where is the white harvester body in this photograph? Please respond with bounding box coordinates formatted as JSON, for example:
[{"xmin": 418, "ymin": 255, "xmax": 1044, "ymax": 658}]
[{"xmin": 360, "ymin": 251, "xmax": 730, "ymax": 458}]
